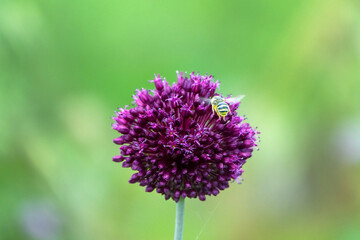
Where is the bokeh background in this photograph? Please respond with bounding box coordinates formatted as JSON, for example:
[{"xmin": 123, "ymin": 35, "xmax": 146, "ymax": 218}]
[{"xmin": 1, "ymin": 0, "xmax": 360, "ymax": 239}]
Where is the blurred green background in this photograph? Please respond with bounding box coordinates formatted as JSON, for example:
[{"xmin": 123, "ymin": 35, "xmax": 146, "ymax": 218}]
[{"xmin": 1, "ymin": 0, "xmax": 360, "ymax": 239}]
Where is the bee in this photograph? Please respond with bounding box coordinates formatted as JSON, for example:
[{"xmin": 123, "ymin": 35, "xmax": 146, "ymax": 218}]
[{"xmin": 203, "ymin": 95, "xmax": 245, "ymax": 120}]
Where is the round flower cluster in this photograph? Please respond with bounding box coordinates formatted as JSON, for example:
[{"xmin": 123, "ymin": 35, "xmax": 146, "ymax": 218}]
[{"xmin": 112, "ymin": 71, "xmax": 259, "ymax": 202}]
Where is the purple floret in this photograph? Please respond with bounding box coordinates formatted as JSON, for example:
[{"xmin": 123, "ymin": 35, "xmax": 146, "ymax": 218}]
[{"xmin": 112, "ymin": 71, "xmax": 259, "ymax": 202}]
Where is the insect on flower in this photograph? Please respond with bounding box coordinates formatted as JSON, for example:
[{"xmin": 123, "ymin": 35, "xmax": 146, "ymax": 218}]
[
  {"xmin": 202, "ymin": 95, "xmax": 245, "ymax": 120},
  {"xmin": 112, "ymin": 71, "xmax": 259, "ymax": 202}
]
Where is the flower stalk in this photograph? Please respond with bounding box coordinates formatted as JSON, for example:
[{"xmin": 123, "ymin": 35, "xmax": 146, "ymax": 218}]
[{"xmin": 174, "ymin": 197, "xmax": 185, "ymax": 240}]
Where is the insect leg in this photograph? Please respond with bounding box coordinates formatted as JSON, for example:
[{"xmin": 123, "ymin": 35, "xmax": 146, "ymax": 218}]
[{"xmin": 217, "ymin": 109, "xmax": 221, "ymax": 119}]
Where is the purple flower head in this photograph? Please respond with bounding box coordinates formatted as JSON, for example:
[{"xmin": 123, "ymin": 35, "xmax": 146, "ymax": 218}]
[{"xmin": 112, "ymin": 71, "xmax": 259, "ymax": 202}]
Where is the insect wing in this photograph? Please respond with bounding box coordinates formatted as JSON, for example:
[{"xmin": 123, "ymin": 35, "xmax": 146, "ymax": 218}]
[
  {"xmin": 199, "ymin": 97, "xmax": 212, "ymax": 104},
  {"xmin": 226, "ymin": 95, "xmax": 245, "ymax": 103}
]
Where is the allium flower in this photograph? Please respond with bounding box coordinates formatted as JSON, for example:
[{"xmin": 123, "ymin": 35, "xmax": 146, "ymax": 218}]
[{"xmin": 112, "ymin": 71, "xmax": 259, "ymax": 202}]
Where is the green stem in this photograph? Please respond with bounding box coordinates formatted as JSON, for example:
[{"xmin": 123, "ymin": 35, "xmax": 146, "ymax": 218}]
[{"xmin": 174, "ymin": 197, "xmax": 185, "ymax": 240}]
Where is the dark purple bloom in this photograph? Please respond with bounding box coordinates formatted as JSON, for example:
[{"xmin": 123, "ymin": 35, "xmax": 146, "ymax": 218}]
[{"xmin": 112, "ymin": 71, "xmax": 259, "ymax": 202}]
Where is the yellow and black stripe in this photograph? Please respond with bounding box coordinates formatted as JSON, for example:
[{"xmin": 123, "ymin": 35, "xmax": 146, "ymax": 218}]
[{"xmin": 216, "ymin": 101, "xmax": 230, "ymax": 118}]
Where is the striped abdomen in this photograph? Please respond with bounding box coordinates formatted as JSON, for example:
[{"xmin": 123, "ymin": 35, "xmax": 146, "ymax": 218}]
[{"xmin": 216, "ymin": 101, "xmax": 230, "ymax": 117}]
